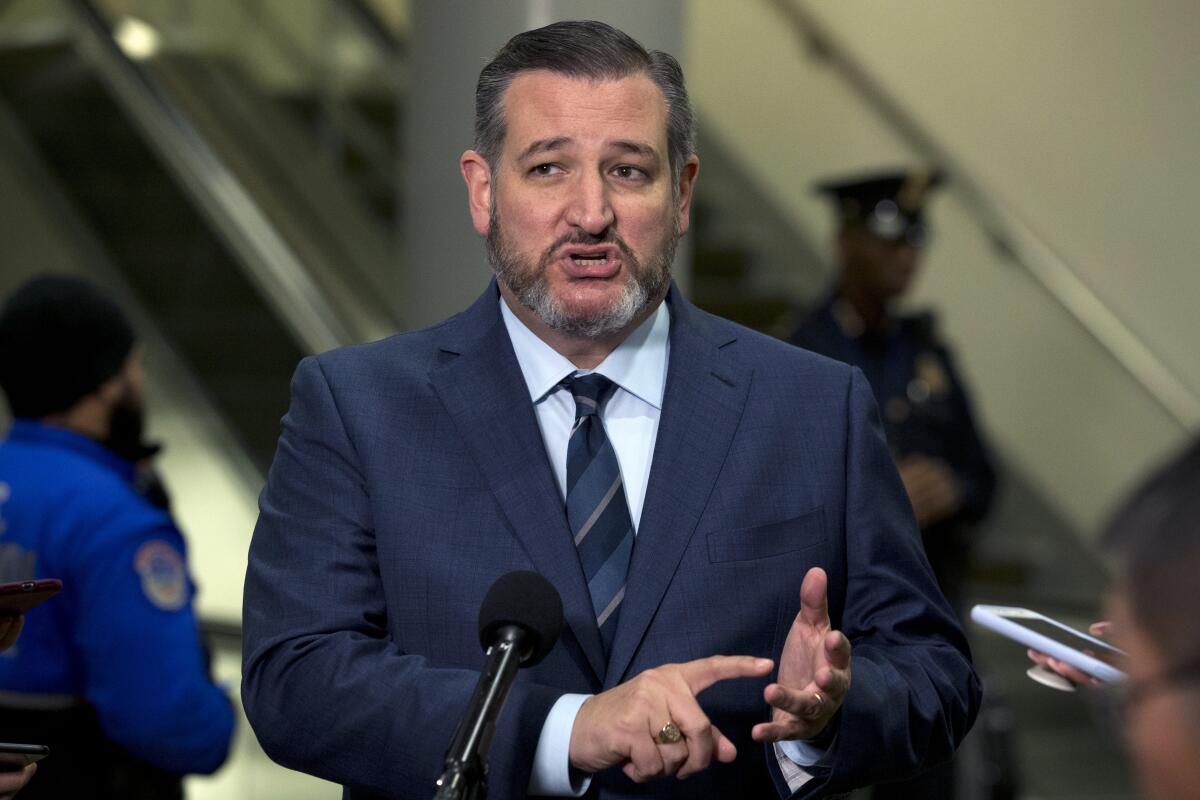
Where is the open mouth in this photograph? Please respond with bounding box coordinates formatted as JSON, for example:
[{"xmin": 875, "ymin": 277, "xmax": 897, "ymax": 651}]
[
  {"xmin": 557, "ymin": 245, "xmax": 622, "ymax": 277},
  {"xmin": 570, "ymin": 251, "xmax": 610, "ymax": 266}
]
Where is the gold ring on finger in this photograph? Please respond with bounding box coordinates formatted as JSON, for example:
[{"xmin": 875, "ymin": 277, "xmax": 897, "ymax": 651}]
[
  {"xmin": 812, "ymin": 691, "xmax": 823, "ymax": 706},
  {"xmin": 653, "ymin": 720, "xmax": 682, "ymax": 745}
]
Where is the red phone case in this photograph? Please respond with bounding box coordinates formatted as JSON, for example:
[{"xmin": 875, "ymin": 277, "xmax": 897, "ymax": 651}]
[{"xmin": 0, "ymin": 579, "xmax": 63, "ymax": 614}]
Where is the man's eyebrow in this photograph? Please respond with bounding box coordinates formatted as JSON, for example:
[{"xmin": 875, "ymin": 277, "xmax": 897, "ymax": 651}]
[
  {"xmin": 610, "ymin": 140, "xmax": 660, "ymax": 160},
  {"xmin": 516, "ymin": 138, "xmax": 662, "ymax": 162},
  {"xmin": 518, "ymin": 137, "xmax": 573, "ymax": 161}
]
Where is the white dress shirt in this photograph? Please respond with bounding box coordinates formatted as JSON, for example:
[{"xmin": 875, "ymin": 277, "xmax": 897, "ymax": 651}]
[{"xmin": 500, "ymin": 298, "xmax": 821, "ymax": 795}]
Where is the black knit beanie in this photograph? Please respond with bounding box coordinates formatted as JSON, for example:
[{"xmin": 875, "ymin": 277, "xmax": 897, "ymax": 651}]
[{"xmin": 0, "ymin": 275, "xmax": 136, "ymax": 418}]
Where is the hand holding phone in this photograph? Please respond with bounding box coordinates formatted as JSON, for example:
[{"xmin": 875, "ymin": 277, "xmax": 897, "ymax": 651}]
[
  {"xmin": 971, "ymin": 604, "xmax": 1127, "ymax": 683},
  {"xmin": 1027, "ymin": 620, "xmax": 1115, "ymax": 688},
  {"xmin": 0, "ymin": 744, "xmax": 45, "ymax": 800},
  {"xmin": 0, "ymin": 579, "xmax": 62, "ymax": 616},
  {"xmin": 0, "ymin": 744, "xmax": 48, "ymax": 768}
]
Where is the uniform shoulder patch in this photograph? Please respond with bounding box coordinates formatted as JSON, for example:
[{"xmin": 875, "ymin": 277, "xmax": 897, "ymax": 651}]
[{"xmin": 133, "ymin": 540, "xmax": 189, "ymax": 611}]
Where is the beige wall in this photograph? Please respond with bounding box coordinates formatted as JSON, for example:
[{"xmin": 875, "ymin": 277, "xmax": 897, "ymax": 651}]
[{"xmin": 686, "ymin": 0, "xmax": 1197, "ymax": 537}]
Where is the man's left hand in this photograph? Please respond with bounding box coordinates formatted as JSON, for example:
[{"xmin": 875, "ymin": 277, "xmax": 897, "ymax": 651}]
[{"xmin": 751, "ymin": 567, "xmax": 851, "ymax": 743}]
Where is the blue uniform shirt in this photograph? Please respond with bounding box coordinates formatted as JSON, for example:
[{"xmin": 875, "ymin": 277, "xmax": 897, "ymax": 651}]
[
  {"xmin": 792, "ymin": 296, "xmax": 998, "ymax": 609},
  {"xmin": 0, "ymin": 420, "xmax": 233, "ymax": 774}
]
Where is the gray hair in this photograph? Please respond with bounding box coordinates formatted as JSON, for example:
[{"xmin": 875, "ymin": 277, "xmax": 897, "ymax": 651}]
[
  {"xmin": 1103, "ymin": 438, "xmax": 1200, "ymax": 669},
  {"xmin": 474, "ymin": 20, "xmax": 695, "ymax": 187}
]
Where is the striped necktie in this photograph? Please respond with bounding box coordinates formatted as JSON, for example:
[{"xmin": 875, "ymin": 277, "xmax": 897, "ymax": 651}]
[{"xmin": 562, "ymin": 373, "xmax": 634, "ymax": 657}]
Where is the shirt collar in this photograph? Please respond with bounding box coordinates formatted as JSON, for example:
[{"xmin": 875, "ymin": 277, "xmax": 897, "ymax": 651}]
[{"xmin": 500, "ymin": 297, "xmax": 669, "ymax": 410}]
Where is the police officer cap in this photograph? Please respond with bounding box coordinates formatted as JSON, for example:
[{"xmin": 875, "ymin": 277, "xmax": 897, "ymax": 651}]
[
  {"xmin": 0, "ymin": 275, "xmax": 135, "ymax": 418},
  {"xmin": 817, "ymin": 168, "xmax": 944, "ymax": 247}
]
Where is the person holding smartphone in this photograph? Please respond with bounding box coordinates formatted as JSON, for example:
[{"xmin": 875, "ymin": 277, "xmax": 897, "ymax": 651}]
[
  {"xmin": 0, "ymin": 614, "xmax": 35, "ymax": 799},
  {"xmin": 0, "ymin": 276, "xmax": 234, "ymax": 799},
  {"xmin": 1026, "ymin": 438, "xmax": 1200, "ymax": 800}
]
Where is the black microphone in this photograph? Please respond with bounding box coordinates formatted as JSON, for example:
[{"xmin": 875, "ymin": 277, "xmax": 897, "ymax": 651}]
[{"xmin": 433, "ymin": 570, "xmax": 564, "ymax": 800}]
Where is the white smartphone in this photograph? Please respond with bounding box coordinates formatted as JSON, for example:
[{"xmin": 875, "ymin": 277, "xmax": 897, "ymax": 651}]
[{"xmin": 970, "ymin": 604, "xmax": 1126, "ymax": 683}]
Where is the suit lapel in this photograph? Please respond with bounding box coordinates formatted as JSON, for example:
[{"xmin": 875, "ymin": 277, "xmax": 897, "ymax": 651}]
[
  {"xmin": 605, "ymin": 290, "xmax": 752, "ymax": 688},
  {"xmin": 428, "ymin": 285, "xmax": 607, "ymax": 682}
]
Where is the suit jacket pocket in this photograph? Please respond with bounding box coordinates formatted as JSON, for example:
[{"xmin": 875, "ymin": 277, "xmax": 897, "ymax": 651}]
[{"xmin": 706, "ymin": 507, "xmax": 826, "ymax": 563}]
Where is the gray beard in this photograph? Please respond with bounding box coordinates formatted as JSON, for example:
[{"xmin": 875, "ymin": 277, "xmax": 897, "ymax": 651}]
[{"xmin": 486, "ymin": 210, "xmax": 676, "ymax": 339}]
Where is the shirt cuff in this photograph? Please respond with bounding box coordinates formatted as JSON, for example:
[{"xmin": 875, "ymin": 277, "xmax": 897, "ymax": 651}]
[
  {"xmin": 778, "ymin": 737, "xmax": 828, "ymax": 766},
  {"xmin": 774, "ymin": 737, "xmax": 832, "ymax": 793},
  {"xmin": 527, "ymin": 693, "xmax": 593, "ymax": 796}
]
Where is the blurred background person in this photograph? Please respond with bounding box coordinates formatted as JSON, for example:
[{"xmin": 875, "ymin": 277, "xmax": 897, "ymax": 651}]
[
  {"xmin": 791, "ymin": 170, "xmax": 999, "ymax": 800},
  {"xmin": 0, "ymin": 276, "xmax": 234, "ymax": 799},
  {"xmin": 1024, "ymin": 438, "xmax": 1200, "ymax": 800},
  {"xmin": 791, "ymin": 169, "xmax": 998, "ymax": 615},
  {"xmin": 1099, "ymin": 441, "xmax": 1200, "ymax": 800}
]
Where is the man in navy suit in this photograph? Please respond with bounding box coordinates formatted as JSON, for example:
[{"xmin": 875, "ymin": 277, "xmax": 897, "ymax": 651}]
[{"xmin": 242, "ymin": 20, "xmax": 980, "ymax": 799}]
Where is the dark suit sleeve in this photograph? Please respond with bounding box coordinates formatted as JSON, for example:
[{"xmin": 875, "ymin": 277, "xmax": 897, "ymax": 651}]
[
  {"xmin": 241, "ymin": 357, "xmax": 562, "ymax": 798},
  {"xmin": 770, "ymin": 368, "xmax": 982, "ymax": 798}
]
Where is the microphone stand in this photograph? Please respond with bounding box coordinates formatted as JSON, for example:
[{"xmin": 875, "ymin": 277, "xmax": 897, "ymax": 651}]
[{"xmin": 433, "ymin": 625, "xmax": 527, "ymax": 800}]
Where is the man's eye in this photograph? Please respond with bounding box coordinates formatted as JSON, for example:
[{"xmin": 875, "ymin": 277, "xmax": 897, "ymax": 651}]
[
  {"xmin": 613, "ymin": 165, "xmax": 646, "ymax": 180},
  {"xmin": 532, "ymin": 164, "xmax": 562, "ymax": 176}
]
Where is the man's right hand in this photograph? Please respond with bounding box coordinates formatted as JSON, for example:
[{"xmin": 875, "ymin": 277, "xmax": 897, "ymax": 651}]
[{"xmin": 569, "ymin": 655, "xmax": 774, "ymax": 783}]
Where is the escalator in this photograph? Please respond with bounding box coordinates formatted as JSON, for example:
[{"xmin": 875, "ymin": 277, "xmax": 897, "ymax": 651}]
[{"xmin": 0, "ymin": 0, "xmax": 402, "ymax": 473}]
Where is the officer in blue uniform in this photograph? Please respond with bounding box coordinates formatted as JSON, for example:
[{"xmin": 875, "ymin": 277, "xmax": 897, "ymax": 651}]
[
  {"xmin": 0, "ymin": 276, "xmax": 234, "ymax": 799},
  {"xmin": 791, "ymin": 171, "xmax": 998, "ymax": 799}
]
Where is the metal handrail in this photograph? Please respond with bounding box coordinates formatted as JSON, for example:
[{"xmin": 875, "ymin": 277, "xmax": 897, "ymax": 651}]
[
  {"xmin": 336, "ymin": 0, "xmax": 406, "ymax": 66},
  {"xmin": 64, "ymin": 0, "xmax": 388, "ymax": 354},
  {"xmin": 767, "ymin": 0, "xmax": 1200, "ymax": 432},
  {"xmin": 248, "ymin": 0, "xmax": 402, "ymax": 189}
]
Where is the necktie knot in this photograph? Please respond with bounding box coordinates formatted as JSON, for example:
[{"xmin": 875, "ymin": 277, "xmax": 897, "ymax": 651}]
[{"xmin": 563, "ymin": 373, "xmax": 616, "ymax": 421}]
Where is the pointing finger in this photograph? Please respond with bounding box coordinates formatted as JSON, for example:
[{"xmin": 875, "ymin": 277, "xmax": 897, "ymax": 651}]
[{"xmin": 681, "ymin": 655, "xmax": 774, "ymax": 694}]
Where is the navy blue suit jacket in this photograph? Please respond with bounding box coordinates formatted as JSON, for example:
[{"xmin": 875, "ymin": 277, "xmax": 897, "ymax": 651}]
[{"xmin": 242, "ymin": 283, "xmax": 980, "ymax": 798}]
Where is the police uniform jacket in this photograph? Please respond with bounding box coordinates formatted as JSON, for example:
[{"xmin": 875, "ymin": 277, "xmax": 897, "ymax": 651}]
[
  {"xmin": 791, "ymin": 297, "xmax": 998, "ymax": 605},
  {"xmin": 0, "ymin": 420, "xmax": 234, "ymax": 798}
]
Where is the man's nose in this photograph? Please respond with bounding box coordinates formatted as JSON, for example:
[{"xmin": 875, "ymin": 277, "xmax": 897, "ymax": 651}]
[{"xmin": 565, "ymin": 172, "xmax": 615, "ymax": 234}]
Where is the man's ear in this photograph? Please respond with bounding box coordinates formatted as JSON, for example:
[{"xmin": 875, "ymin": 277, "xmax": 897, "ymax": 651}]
[
  {"xmin": 460, "ymin": 149, "xmax": 493, "ymax": 236},
  {"xmin": 675, "ymin": 155, "xmax": 700, "ymax": 236}
]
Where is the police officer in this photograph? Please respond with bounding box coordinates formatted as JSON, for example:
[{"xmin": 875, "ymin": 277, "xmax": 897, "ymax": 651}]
[
  {"xmin": 792, "ymin": 169, "xmax": 997, "ymax": 610},
  {"xmin": 792, "ymin": 172, "xmax": 998, "ymax": 799},
  {"xmin": 0, "ymin": 276, "xmax": 234, "ymax": 799}
]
